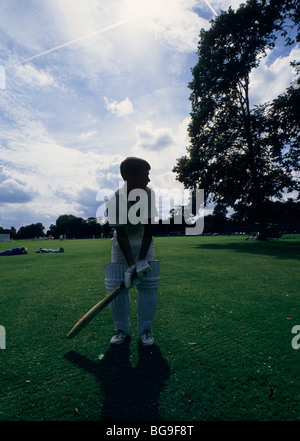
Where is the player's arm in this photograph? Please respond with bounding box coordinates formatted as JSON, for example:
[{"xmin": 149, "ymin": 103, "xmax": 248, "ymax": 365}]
[
  {"xmin": 138, "ymin": 223, "xmax": 153, "ymax": 261},
  {"xmin": 115, "ymin": 226, "xmax": 137, "ymax": 288},
  {"xmin": 115, "ymin": 226, "xmax": 135, "ymax": 266},
  {"xmin": 136, "ymin": 223, "xmax": 153, "ymax": 278},
  {"xmin": 139, "ymin": 187, "xmax": 155, "ymax": 262}
]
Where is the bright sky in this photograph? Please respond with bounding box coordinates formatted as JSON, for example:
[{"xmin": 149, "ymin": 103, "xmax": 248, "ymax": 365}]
[{"xmin": 0, "ymin": 0, "xmax": 299, "ymax": 231}]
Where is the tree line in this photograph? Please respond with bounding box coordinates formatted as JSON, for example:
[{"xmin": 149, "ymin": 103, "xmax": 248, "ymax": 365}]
[
  {"xmin": 0, "ymin": 215, "xmax": 105, "ymax": 240},
  {"xmin": 1, "ymin": 199, "xmax": 299, "ymax": 240}
]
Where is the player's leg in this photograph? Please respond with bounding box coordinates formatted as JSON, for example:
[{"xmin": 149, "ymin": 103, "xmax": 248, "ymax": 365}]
[
  {"xmin": 105, "ymin": 262, "xmax": 130, "ymax": 344},
  {"xmin": 137, "ymin": 261, "xmax": 160, "ymax": 346}
]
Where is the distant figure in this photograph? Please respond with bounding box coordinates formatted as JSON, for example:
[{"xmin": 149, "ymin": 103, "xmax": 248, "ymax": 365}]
[
  {"xmin": 36, "ymin": 247, "xmax": 64, "ymax": 253},
  {"xmin": 0, "ymin": 247, "xmax": 28, "ymax": 256}
]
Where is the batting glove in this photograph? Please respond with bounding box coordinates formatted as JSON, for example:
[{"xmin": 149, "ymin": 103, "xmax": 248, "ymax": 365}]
[
  {"xmin": 124, "ymin": 264, "xmax": 136, "ymax": 288},
  {"xmin": 136, "ymin": 259, "xmax": 151, "ymax": 278}
]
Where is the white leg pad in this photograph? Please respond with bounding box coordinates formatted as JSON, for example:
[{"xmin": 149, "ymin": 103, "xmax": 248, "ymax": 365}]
[
  {"xmin": 105, "ymin": 263, "xmax": 131, "ymax": 335},
  {"xmin": 137, "ymin": 261, "xmax": 160, "ymax": 335}
]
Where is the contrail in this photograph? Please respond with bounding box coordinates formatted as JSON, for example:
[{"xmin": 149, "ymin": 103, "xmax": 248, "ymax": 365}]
[
  {"xmin": 204, "ymin": 0, "xmax": 218, "ymax": 16},
  {"xmin": 12, "ymin": 14, "xmax": 142, "ymax": 67}
]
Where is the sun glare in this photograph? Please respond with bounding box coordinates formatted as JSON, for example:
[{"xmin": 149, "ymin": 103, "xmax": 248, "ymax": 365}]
[{"xmin": 119, "ymin": 0, "xmax": 170, "ymax": 23}]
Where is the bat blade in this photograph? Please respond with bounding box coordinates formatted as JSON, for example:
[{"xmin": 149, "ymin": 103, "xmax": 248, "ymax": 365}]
[{"xmin": 66, "ymin": 282, "xmax": 125, "ymax": 339}]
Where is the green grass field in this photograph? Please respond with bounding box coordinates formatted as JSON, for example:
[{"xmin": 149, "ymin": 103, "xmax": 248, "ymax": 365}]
[{"xmin": 0, "ymin": 235, "xmax": 299, "ymax": 421}]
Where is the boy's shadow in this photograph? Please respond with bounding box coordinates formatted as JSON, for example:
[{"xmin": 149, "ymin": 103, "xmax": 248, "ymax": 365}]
[{"xmin": 64, "ymin": 341, "xmax": 170, "ymax": 421}]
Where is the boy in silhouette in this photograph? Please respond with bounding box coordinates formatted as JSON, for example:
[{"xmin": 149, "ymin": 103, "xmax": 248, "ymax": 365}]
[{"xmin": 104, "ymin": 157, "xmax": 160, "ymax": 346}]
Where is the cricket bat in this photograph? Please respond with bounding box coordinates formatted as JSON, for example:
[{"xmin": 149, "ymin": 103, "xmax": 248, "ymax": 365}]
[
  {"xmin": 66, "ymin": 282, "xmax": 126, "ymax": 339},
  {"xmin": 66, "ymin": 263, "xmax": 152, "ymax": 339}
]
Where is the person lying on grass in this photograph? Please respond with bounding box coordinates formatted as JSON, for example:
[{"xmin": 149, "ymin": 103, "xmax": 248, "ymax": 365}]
[
  {"xmin": 35, "ymin": 247, "xmax": 64, "ymax": 253},
  {"xmin": 0, "ymin": 247, "xmax": 28, "ymax": 256}
]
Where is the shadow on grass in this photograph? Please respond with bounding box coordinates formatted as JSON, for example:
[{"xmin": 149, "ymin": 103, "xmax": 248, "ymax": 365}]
[
  {"xmin": 193, "ymin": 239, "xmax": 299, "ymax": 260},
  {"xmin": 64, "ymin": 341, "xmax": 170, "ymax": 421}
]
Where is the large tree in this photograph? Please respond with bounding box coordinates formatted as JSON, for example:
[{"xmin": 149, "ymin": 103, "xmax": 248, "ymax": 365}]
[{"xmin": 173, "ymin": 0, "xmax": 299, "ymax": 234}]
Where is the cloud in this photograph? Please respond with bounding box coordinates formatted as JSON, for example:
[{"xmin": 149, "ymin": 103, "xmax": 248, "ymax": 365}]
[
  {"xmin": 249, "ymin": 46, "xmax": 300, "ymax": 105},
  {"xmin": 57, "ymin": 160, "xmax": 125, "ymax": 220},
  {"xmin": 130, "ymin": 117, "xmax": 190, "ymax": 192},
  {"xmin": 0, "ymin": 113, "xmax": 125, "ymax": 228},
  {"xmin": 79, "ymin": 130, "xmax": 98, "ymax": 139},
  {"xmin": 95, "ymin": 161, "xmax": 123, "ymax": 189},
  {"xmin": 0, "ymin": 166, "xmax": 38, "ymax": 203},
  {"xmin": 135, "ymin": 121, "xmax": 174, "ymax": 151},
  {"xmin": 14, "ymin": 64, "xmax": 57, "ymax": 89},
  {"xmin": 209, "ymin": 0, "xmax": 245, "ymax": 12},
  {"xmin": 104, "ymin": 97, "xmax": 134, "ymax": 117}
]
